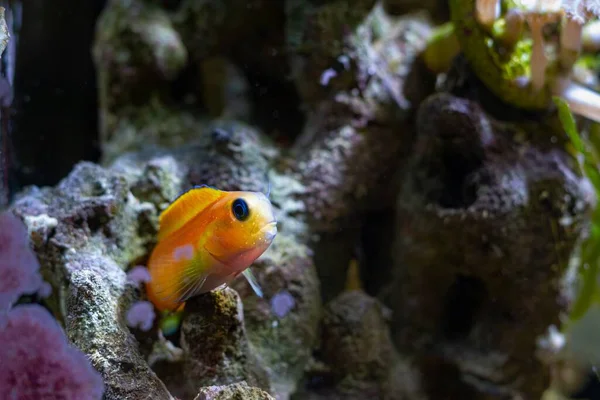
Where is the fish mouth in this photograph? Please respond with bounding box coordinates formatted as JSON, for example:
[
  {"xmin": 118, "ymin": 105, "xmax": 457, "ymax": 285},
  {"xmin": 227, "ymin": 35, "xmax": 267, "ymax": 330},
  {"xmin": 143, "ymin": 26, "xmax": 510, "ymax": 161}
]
[{"xmin": 260, "ymin": 220, "xmax": 278, "ymax": 241}]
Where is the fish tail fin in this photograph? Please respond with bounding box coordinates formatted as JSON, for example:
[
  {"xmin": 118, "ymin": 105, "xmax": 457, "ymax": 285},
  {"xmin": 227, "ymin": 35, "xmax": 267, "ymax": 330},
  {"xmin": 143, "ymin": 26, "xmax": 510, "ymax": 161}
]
[{"xmin": 159, "ymin": 308, "xmax": 184, "ymax": 336}]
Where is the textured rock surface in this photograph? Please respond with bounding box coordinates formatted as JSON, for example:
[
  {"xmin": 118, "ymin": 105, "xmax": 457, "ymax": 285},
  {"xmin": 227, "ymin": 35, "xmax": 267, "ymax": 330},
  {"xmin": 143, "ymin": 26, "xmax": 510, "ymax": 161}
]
[
  {"xmin": 287, "ymin": 2, "xmax": 434, "ymax": 114},
  {"xmin": 285, "ymin": 0, "xmax": 377, "ymax": 105},
  {"xmin": 9, "ymin": 92, "xmax": 411, "ymax": 397},
  {"xmin": 384, "ymin": 92, "xmax": 595, "ymax": 399},
  {"xmin": 93, "ymin": 0, "xmax": 288, "ymax": 164},
  {"xmin": 294, "ymin": 290, "xmax": 424, "ymax": 400},
  {"xmin": 10, "ymin": 152, "xmax": 299, "ymax": 399},
  {"xmin": 181, "ymin": 288, "xmax": 270, "ymax": 393},
  {"xmin": 281, "ymin": 6, "xmax": 435, "ymax": 301},
  {"xmin": 113, "ymin": 124, "xmax": 322, "ymax": 399},
  {"xmin": 10, "ymin": 0, "xmax": 595, "ymax": 398},
  {"xmin": 93, "ymin": 0, "xmax": 202, "ymax": 164},
  {"xmin": 111, "ymin": 120, "xmax": 278, "ymax": 196},
  {"xmin": 230, "ymin": 233, "xmax": 321, "ymax": 398},
  {"xmin": 194, "ymin": 381, "xmax": 275, "ymax": 400},
  {"xmin": 10, "ymin": 163, "xmax": 171, "ymax": 400}
]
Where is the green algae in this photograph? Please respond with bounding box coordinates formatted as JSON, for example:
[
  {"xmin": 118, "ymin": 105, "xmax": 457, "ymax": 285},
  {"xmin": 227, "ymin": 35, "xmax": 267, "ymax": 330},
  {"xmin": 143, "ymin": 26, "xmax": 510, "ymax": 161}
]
[
  {"xmin": 554, "ymin": 96, "xmax": 600, "ymax": 324},
  {"xmin": 422, "ymin": 21, "xmax": 460, "ymax": 73},
  {"xmin": 449, "ymin": 0, "xmax": 555, "ymax": 110}
]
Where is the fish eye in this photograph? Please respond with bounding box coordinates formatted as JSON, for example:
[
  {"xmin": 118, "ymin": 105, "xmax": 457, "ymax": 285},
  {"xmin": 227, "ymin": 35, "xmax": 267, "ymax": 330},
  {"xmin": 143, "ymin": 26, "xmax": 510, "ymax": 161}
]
[{"xmin": 232, "ymin": 198, "xmax": 250, "ymax": 221}]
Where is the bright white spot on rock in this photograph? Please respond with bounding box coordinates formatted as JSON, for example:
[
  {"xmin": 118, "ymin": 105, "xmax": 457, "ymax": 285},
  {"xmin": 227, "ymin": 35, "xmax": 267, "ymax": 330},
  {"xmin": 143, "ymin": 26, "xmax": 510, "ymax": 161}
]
[
  {"xmin": 337, "ymin": 55, "xmax": 350, "ymax": 70},
  {"xmin": 543, "ymin": 325, "xmax": 565, "ymax": 350},
  {"xmin": 559, "ymin": 216, "xmax": 573, "ymax": 226},
  {"xmin": 24, "ymin": 213, "xmax": 58, "ymax": 230}
]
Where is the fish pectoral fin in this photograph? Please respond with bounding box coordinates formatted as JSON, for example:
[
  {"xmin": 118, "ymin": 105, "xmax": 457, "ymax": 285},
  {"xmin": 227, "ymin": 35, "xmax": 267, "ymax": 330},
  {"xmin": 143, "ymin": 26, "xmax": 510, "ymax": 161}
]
[
  {"xmin": 154, "ymin": 257, "xmax": 209, "ymax": 306},
  {"xmin": 158, "ymin": 185, "xmax": 225, "ymax": 240},
  {"xmin": 242, "ymin": 268, "xmax": 264, "ymax": 298},
  {"xmin": 176, "ymin": 272, "xmax": 209, "ymax": 304}
]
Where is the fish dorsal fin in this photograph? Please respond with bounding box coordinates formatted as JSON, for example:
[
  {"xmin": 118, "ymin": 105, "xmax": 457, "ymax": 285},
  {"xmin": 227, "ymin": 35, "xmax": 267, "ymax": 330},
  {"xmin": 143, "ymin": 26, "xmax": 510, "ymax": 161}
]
[{"xmin": 158, "ymin": 185, "xmax": 225, "ymax": 240}]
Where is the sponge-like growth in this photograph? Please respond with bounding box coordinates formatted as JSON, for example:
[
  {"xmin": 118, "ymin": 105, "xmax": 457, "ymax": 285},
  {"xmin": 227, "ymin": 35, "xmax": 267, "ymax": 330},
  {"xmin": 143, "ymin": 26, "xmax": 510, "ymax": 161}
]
[
  {"xmin": 0, "ymin": 304, "xmax": 105, "ymax": 399},
  {"xmin": 126, "ymin": 265, "xmax": 152, "ymax": 288},
  {"xmin": 126, "ymin": 300, "xmax": 156, "ymax": 332},
  {"xmin": 0, "ymin": 211, "xmax": 43, "ymax": 310}
]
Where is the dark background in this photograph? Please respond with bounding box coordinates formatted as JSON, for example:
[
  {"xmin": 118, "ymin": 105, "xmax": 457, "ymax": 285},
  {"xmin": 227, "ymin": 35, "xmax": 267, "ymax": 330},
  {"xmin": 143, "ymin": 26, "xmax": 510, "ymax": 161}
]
[{"xmin": 4, "ymin": 0, "xmax": 106, "ymax": 198}]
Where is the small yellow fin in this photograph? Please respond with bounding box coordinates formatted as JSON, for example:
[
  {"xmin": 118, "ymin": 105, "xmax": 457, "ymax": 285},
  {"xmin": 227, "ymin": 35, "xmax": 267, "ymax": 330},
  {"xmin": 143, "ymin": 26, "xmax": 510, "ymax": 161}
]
[
  {"xmin": 158, "ymin": 185, "xmax": 224, "ymax": 240},
  {"xmin": 148, "ymin": 248, "xmax": 209, "ymax": 311},
  {"xmin": 344, "ymin": 258, "xmax": 363, "ymax": 291}
]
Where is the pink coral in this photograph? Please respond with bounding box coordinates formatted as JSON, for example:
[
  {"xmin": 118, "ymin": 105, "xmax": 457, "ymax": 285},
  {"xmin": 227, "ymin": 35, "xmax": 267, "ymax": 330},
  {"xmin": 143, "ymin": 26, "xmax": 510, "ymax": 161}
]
[
  {"xmin": 0, "ymin": 304, "xmax": 104, "ymax": 399},
  {"xmin": 0, "ymin": 211, "xmax": 43, "ymax": 310}
]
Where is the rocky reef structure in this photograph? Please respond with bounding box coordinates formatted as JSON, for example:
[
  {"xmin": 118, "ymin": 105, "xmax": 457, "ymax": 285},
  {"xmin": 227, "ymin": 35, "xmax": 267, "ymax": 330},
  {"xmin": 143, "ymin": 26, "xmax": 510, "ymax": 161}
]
[
  {"xmin": 194, "ymin": 381, "xmax": 275, "ymax": 400},
  {"xmin": 384, "ymin": 88, "xmax": 594, "ymax": 398},
  {"xmin": 11, "ymin": 163, "xmax": 174, "ymax": 399},
  {"xmin": 377, "ymin": 1, "xmax": 600, "ymax": 398},
  {"xmin": 293, "ymin": 290, "xmax": 424, "ymax": 400},
  {"xmin": 7, "ymin": 2, "xmax": 435, "ymax": 399},
  {"xmin": 180, "ymin": 288, "xmax": 272, "ymax": 392},
  {"xmin": 4, "ymin": 0, "xmax": 600, "ymax": 399},
  {"xmin": 0, "ymin": 209, "xmax": 106, "ymax": 398}
]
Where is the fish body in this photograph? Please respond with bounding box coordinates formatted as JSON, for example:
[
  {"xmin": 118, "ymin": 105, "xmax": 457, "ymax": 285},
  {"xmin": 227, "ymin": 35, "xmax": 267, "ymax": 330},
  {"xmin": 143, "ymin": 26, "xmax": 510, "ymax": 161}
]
[{"xmin": 146, "ymin": 185, "xmax": 277, "ymax": 312}]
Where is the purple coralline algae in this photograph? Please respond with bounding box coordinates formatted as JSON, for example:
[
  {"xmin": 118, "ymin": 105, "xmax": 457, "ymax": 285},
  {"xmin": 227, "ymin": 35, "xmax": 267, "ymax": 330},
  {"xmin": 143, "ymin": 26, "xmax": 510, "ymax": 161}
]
[
  {"xmin": 270, "ymin": 290, "xmax": 296, "ymax": 318},
  {"xmin": 126, "ymin": 300, "xmax": 156, "ymax": 332},
  {"xmin": 127, "ymin": 265, "xmax": 152, "ymax": 287},
  {"xmin": 0, "ymin": 210, "xmax": 104, "ymax": 399},
  {"xmin": 0, "ymin": 304, "xmax": 105, "ymax": 399},
  {"xmin": 0, "ymin": 211, "xmax": 43, "ymax": 309}
]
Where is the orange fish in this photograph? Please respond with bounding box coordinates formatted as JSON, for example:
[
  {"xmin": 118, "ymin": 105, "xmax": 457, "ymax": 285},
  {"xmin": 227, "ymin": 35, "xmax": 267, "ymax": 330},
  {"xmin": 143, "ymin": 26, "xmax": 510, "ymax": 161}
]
[{"xmin": 146, "ymin": 185, "xmax": 278, "ymax": 312}]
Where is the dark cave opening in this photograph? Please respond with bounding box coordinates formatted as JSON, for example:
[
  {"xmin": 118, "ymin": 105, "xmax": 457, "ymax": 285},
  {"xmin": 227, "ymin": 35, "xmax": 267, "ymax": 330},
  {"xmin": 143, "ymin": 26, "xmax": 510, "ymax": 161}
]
[
  {"xmin": 10, "ymin": 0, "xmax": 106, "ymax": 191},
  {"xmin": 435, "ymin": 145, "xmax": 484, "ymax": 209},
  {"xmin": 161, "ymin": 0, "xmax": 183, "ymax": 12},
  {"xmin": 241, "ymin": 65, "xmax": 305, "ymax": 145},
  {"xmin": 414, "ymin": 112, "xmax": 492, "ymax": 211},
  {"xmin": 440, "ymin": 274, "xmax": 488, "ymax": 341},
  {"xmin": 170, "ymin": 60, "xmax": 203, "ymax": 109}
]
